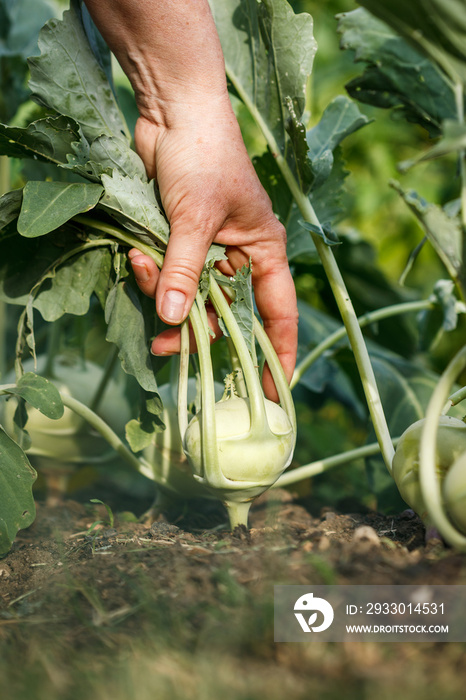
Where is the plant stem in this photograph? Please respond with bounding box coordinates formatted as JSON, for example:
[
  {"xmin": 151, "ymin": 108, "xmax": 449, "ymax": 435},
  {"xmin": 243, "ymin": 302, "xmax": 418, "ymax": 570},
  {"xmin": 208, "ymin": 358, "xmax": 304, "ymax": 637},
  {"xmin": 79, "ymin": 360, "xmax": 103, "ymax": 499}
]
[
  {"xmin": 274, "ymin": 438, "xmax": 400, "ymax": 488},
  {"xmin": 73, "ymin": 215, "xmax": 165, "ymax": 269},
  {"xmin": 454, "ymin": 81, "xmax": 466, "ymax": 302},
  {"xmin": 89, "ymin": 344, "xmax": 120, "ymax": 413},
  {"xmin": 177, "ymin": 320, "xmax": 190, "ymax": 443},
  {"xmin": 209, "ymin": 275, "xmax": 268, "ymax": 433},
  {"xmin": 419, "ymin": 344, "xmax": 466, "ymax": 549},
  {"xmin": 291, "ymin": 299, "xmax": 434, "ymax": 390},
  {"xmin": 252, "ymin": 317, "xmax": 296, "ymax": 433},
  {"xmin": 226, "ymin": 75, "xmax": 394, "ymax": 472},
  {"xmin": 188, "ymin": 294, "xmax": 220, "ymax": 480},
  {"xmin": 224, "ymin": 500, "xmax": 252, "ymax": 530}
]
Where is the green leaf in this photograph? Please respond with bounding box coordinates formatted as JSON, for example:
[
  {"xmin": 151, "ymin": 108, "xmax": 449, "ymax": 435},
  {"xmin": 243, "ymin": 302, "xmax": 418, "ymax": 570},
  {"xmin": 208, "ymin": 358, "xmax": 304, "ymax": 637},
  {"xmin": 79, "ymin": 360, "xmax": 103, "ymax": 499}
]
[
  {"xmin": 0, "ymin": 115, "xmax": 89, "ymax": 165},
  {"xmin": 0, "ymin": 0, "xmax": 56, "ymax": 122},
  {"xmin": 338, "ymin": 8, "xmax": 457, "ymax": 136},
  {"xmin": 17, "ymin": 181, "xmax": 103, "ymax": 238},
  {"xmin": 88, "ymin": 136, "xmax": 146, "ymax": 180},
  {"xmin": 0, "ymin": 188, "xmax": 22, "ymax": 230},
  {"xmin": 33, "ymin": 247, "xmax": 110, "ymax": 321},
  {"xmin": 0, "ymin": 426, "xmax": 36, "ymax": 557},
  {"xmin": 210, "ymin": 0, "xmax": 316, "ymax": 155},
  {"xmin": 390, "ymin": 180, "xmax": 464, "ymax": 286},
  {"xmin": 417, "ymin": 280, "xmax": 465, "ymax": 350},
  {"xmin": 253, "ymin": 149, "xmax": 293, "ymax": 225},
  {"xmin": 0, "ymin": 228, "xmax": 86, "ymax": 306},
  {"xmin": 230, "ymin": 264, "xmax": 255, "ymax": 359},
  {"xmin": 0, "ymin": 0, "xmax": 55, "ymax": 59},
  {"xmin": 100, "ymin": 170, "xmax": 169, "ymax": 247},
  {"xmin": 307, "ymin": 97, "xmax": 370, "ymax": 179},
  {"xmin": 359, "ymin": 0, "xmax": 466, "ymax": 85},
  {"xmin": 61, "ymin": 134, "xmax": 147, "ymax": 182},
  {"xmin": 299, "ymin": 220, "xmax": 340, "ymax": 247},
  {"xmin": 286, "ymin": 95, "xmax": 370, "ymax": 194},
  {"xmin": 28, "ymin": 1, "xmax": 129, "ymax": 142},
  {"xmin": 5, "ymin": 372, "xmax": 64, "ymax": 419},
  {"xmin": 105, "ymin": 276, "xmax": 158, "ymax": 393},
  {"xmin": 399, "ymin": 120, "xmax": 466, "ymax": 171}
]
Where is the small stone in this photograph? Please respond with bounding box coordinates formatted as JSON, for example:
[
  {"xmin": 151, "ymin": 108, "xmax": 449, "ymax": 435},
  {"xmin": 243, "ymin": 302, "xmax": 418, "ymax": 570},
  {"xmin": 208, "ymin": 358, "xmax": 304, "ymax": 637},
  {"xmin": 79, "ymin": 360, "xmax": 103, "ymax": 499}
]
[
  {"xmin": 0, "ymin": 564, "xmax": 12, "ymax": 579},
  {"xmin": 352, "ymin": 525, "xmax": 380, "ymax": 546}
]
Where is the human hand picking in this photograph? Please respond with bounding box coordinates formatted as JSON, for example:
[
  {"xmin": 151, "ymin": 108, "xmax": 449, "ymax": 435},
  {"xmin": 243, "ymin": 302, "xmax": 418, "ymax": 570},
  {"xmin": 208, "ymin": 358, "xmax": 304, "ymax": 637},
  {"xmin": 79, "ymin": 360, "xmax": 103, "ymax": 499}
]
[{"xmin": 83, "ymin": 0, "xmax": 298, "ymax": 398}]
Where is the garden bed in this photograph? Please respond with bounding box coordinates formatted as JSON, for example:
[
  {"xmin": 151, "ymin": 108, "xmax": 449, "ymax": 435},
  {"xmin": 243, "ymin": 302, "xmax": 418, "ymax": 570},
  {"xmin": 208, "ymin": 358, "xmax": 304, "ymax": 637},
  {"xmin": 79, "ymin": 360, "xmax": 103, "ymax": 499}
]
[{"xmin": 2, "ymin": 488, "xmax": 465, "ymax": 700}]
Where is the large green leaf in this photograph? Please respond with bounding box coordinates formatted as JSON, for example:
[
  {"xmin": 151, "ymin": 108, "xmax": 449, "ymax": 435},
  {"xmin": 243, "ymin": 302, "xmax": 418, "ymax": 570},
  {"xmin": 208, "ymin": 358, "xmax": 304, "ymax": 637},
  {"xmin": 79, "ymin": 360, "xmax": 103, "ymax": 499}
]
[
  {"xmin": 28, "ymin": 0, "xmax": 129, "ymax": 143},
  {"xmin": 0, "ymin": 426, "xmax": 36, "ymax": 557},
  {"xmin": 390, "ymin": 181, "xmax": 464, "ymax": 290},
  {"xmin": 0, "ymin": 229, "xmax": 82, "ymax": 306},
  {"xmin": 0, "ymin": 116, "xmax": 89, "ymax": 165},
  {"xmin": 338, "ymin": 8, "xmax": 457, "ymax": 136},
  {"xmin": 359, "ymin": 0, "xmax": 466, "ymax": 86},
  {"xmin": 105, "ymin": 275, "xmax": 158, "ymax": 393},
  {"xmin": 306, "ymin": 97, "xmax": 370, "ymax": 183},
  {"xmin": 0, "ymin": 188, "xmax": 22, "ymax": 230},
  {"xmin": 0, "ymin": 0, "xmax": 56, "ymax": 122},
  {"xmin": 209, "ymin": 0, "xmax": 316, "ymax": 155},
  {"xmin": 17, "ymin": 181, "xmax": 103, "ymax": 238},
  {"xmin": 0, "ymin": 0, "xmax": 55, "ymax": 59},
  {"xmin": 99, "ymin": 171, "xmax": 169, "ymax": 248},
  {"xmin": 33, "ymin": 247, "xmax": 111, "ymax": 321},
  {"xmin": 4, "ymin": 372, "xmax": 64, "ymax": 419}
]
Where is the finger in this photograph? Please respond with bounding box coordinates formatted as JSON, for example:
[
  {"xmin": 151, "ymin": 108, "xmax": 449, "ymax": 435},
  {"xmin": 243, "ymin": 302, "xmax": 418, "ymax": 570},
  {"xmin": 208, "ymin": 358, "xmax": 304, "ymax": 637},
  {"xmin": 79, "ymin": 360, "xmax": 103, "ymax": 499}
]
[
  {"xmin": 151, "ymin": 306, "xmax": 223, "ymax": 356},
  {"xmin": 253, "ymin": 260, "xmax": 298, "ymax": 402},
  {"xmin": 155, "ymin": 222, "xmax": 217, "ymax": 325},
  {"xmin": 128, "ymin": 249, "xmax": 160, "ymax": 298}
]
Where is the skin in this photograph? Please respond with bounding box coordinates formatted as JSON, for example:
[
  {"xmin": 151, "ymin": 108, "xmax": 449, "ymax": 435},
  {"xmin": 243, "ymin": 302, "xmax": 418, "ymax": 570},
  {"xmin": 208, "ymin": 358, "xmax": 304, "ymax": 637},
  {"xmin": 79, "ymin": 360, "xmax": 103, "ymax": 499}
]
[{"xmin": 82, "ymin": 0, "xmax": 298, "ymax": 399}]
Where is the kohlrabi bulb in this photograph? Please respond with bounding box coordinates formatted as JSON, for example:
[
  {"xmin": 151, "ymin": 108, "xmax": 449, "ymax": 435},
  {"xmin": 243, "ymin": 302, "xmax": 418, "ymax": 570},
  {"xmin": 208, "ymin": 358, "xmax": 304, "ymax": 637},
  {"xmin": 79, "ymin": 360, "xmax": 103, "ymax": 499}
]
[
  {"xmin": 443, "ymin": 450, "xmax": 466, "ymax": 534},
  {"xmin": 183, "ymin": 393, "xmax": 294, "ymax": 501},
  {"xmin": 392, "ymin": 415, "xmax": 466, "ymax": 521}
]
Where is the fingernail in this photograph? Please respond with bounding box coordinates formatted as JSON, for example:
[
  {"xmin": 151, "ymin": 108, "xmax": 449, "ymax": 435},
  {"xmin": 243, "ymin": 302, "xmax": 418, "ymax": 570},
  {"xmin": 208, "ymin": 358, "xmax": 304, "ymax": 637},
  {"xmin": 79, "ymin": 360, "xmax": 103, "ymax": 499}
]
[
  {"xmin": 131, "ymin": 260, "xmax": 149, "ymax": 282},
  {"xmin": 161, "ymin": 290, "xmax": 186, "ymax": 323}
]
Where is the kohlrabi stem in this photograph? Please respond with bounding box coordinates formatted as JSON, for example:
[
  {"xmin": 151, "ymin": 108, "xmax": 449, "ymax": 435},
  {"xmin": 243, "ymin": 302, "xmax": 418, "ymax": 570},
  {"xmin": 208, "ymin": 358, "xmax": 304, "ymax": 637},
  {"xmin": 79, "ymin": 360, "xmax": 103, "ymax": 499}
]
[
  {"xmin": 445, "ymin": 384, "xmax": 466, "ymax": 410},
  {"xmin": 0, "ymin": 156, "xmax": 10, "ymax": 374},
  {"xmin": 419, "ymin": 344, "xmax": 466, "ymax": 549},
  {"xmin": 209, "ymin": 274, "xmax": 268, "ymax": 433},
  {"xmin": 224, "ymin": 500, "xmax": 252, "ymax": 530},
  {"xmin": 59, "ymin": 393, "xmax": 152, "ymax": 475},
  {"xmin": 73, "ymin": 215, "xmax": 165, "ymax": 269},
  {"xmin": 285, "ymin": 183, "xmax": 395, "ymax": 473},
  {"xmin": 188, "ymin": 294, "xmax": 220, "ymax": 480},
  {"xmin": 226, "ymin": 337, "xmax": 248, "ymax": 398},
  {"xmin": 252, "ymin": 317, "xmax": 296, "ymax": 433},
  {"xmin": 226, "ymin": 75, "xmax": 394, "ymax": 472},
  {"xmin": 0, "ymin": 155, "xmax": 9, "ymax": 196},
  {"xmin": 291, "ymin": 299, "xmax": 434, "ymax": 390},
  {"xmin": 454, "ymin": 81, "xmax": 466, "ymax": 302},
  {"xmin": 177, "ymin": 320, "xmax": 191, "ymax": 443},
  {"xmin": 274, "ymin": 438, "xmax": 400, "ymax": 487},
  {"xmin": 89, "ymin": 344, "xmax": 120, "ymax": 414}
]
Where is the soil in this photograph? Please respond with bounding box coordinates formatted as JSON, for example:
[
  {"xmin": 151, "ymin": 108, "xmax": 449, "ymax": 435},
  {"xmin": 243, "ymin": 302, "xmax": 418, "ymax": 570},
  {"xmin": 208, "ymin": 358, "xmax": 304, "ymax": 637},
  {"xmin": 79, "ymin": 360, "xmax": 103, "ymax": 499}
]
[{"xmin": 2, "ymin": 487, "xmax": 466, "ymax": 699}]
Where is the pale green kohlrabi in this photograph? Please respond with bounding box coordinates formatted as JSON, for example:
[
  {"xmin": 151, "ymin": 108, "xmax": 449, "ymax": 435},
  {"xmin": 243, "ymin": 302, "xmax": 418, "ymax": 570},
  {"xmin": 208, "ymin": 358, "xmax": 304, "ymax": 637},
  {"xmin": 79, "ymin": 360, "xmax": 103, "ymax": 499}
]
[
  {"xmin": 392, "ymin": 415, "xmax": 466, "ymax": 527},
  {"xmin": 1, "ymin": 354, "xmax": 132, "ymax": 503},
  {"xmin": 177, "ymin": 270, "xmax": 296, "ymax": 530}
]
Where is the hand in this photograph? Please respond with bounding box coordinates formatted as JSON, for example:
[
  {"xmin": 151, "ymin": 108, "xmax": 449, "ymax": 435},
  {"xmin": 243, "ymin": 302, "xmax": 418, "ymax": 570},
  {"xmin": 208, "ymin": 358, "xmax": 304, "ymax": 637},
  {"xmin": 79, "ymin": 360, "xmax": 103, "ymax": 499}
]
[{"xmin": 128, "ymin": 98, "xmax": 298, "ymax": 399}]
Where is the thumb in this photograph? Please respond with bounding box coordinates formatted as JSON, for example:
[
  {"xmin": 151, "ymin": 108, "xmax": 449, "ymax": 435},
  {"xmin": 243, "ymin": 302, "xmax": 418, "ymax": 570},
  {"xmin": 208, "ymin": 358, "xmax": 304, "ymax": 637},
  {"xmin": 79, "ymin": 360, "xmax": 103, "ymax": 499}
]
[{"xmin": 155, "ymin": 224, "xmax": 214, "ymax": 325}]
